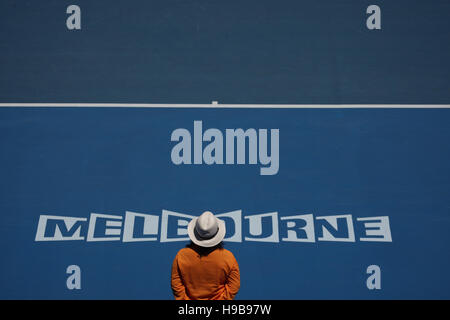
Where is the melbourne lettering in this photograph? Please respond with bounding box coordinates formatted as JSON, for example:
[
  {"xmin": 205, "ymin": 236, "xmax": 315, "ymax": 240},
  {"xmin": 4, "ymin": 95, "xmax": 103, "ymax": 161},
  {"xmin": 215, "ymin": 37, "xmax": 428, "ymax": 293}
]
[{"xmin": 35, "ymin": 210, "xmax": 392, "ymax": 243}]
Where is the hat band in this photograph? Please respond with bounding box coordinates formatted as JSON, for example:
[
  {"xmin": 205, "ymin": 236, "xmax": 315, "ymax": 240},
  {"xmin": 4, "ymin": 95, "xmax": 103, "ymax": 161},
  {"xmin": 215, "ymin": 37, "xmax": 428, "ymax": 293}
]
[{"xmin": 194, "ymin": 226, "xmax": 219, "ymax": 241}]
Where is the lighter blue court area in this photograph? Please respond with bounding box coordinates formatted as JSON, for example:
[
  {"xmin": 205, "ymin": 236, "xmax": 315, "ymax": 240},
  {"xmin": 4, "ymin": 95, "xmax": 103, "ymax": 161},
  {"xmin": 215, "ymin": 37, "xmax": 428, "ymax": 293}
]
[{"xmin": 0, "ymin": 108, "xmax": 450, "ymax": 299}]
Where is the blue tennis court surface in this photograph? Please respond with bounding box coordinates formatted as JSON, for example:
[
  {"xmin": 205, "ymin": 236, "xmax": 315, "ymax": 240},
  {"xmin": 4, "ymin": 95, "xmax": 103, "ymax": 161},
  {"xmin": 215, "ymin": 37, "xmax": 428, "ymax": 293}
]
[{"xmin": 0, "ymin": 1, "xmax": 449, "ymax": 299}]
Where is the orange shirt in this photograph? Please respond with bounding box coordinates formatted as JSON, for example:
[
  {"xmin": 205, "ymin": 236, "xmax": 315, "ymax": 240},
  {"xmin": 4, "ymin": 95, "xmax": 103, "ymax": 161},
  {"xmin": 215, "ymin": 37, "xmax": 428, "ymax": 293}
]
[{"xmin": 171, "ymin": 247, "xmax": 240, "ymax": 300}]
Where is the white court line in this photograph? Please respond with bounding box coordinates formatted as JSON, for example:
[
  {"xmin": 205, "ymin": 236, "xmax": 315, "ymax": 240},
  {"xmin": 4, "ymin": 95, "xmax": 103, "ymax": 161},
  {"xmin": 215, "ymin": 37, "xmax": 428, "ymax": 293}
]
[{"xmin": 0, "ymin": 103, "xmax": 449, "ymax": 108}]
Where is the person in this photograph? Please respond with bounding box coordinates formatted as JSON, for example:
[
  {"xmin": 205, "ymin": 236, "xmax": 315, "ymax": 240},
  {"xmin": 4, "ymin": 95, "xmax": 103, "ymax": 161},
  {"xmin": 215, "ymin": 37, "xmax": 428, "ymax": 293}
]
[{"xmin": 170, "ymin": 211, "xmax": 240, "ymax": 300}]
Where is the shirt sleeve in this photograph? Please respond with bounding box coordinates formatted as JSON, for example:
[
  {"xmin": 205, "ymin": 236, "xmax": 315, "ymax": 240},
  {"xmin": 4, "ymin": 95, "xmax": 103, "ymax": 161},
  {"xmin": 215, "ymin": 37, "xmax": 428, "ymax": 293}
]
[
  {"xmin": 170, "ymin": 253, "xmax": 190, "ymax": 300},
  {"xmin": 221, "ymin": 253, "xmax": 240, "ymax": 300}
]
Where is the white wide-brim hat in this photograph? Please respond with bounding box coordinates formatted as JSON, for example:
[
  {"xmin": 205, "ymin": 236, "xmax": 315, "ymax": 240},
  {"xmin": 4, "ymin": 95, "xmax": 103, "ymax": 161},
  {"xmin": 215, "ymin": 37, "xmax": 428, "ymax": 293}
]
[{"xmin": 188, "ymin": 211, "xmax": 226, "ymax": 247}]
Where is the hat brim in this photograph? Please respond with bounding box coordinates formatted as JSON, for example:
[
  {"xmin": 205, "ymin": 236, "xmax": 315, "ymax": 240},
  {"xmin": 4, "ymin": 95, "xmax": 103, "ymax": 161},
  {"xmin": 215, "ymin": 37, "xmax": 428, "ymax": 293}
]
[{"xmin": 187, "ymin": 217, "xmax": 226, "ymax": 247}]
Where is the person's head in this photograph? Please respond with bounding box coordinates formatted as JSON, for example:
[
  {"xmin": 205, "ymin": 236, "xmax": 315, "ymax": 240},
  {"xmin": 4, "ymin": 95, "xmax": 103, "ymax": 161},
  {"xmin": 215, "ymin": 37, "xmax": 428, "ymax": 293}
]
[
  {"xmin": 186, "ymin": 241, "xmax": 224, "ymax": 257},
  {"xmin": 187, "ymin": 211, "xmax": 226, "ymax": 255}
]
